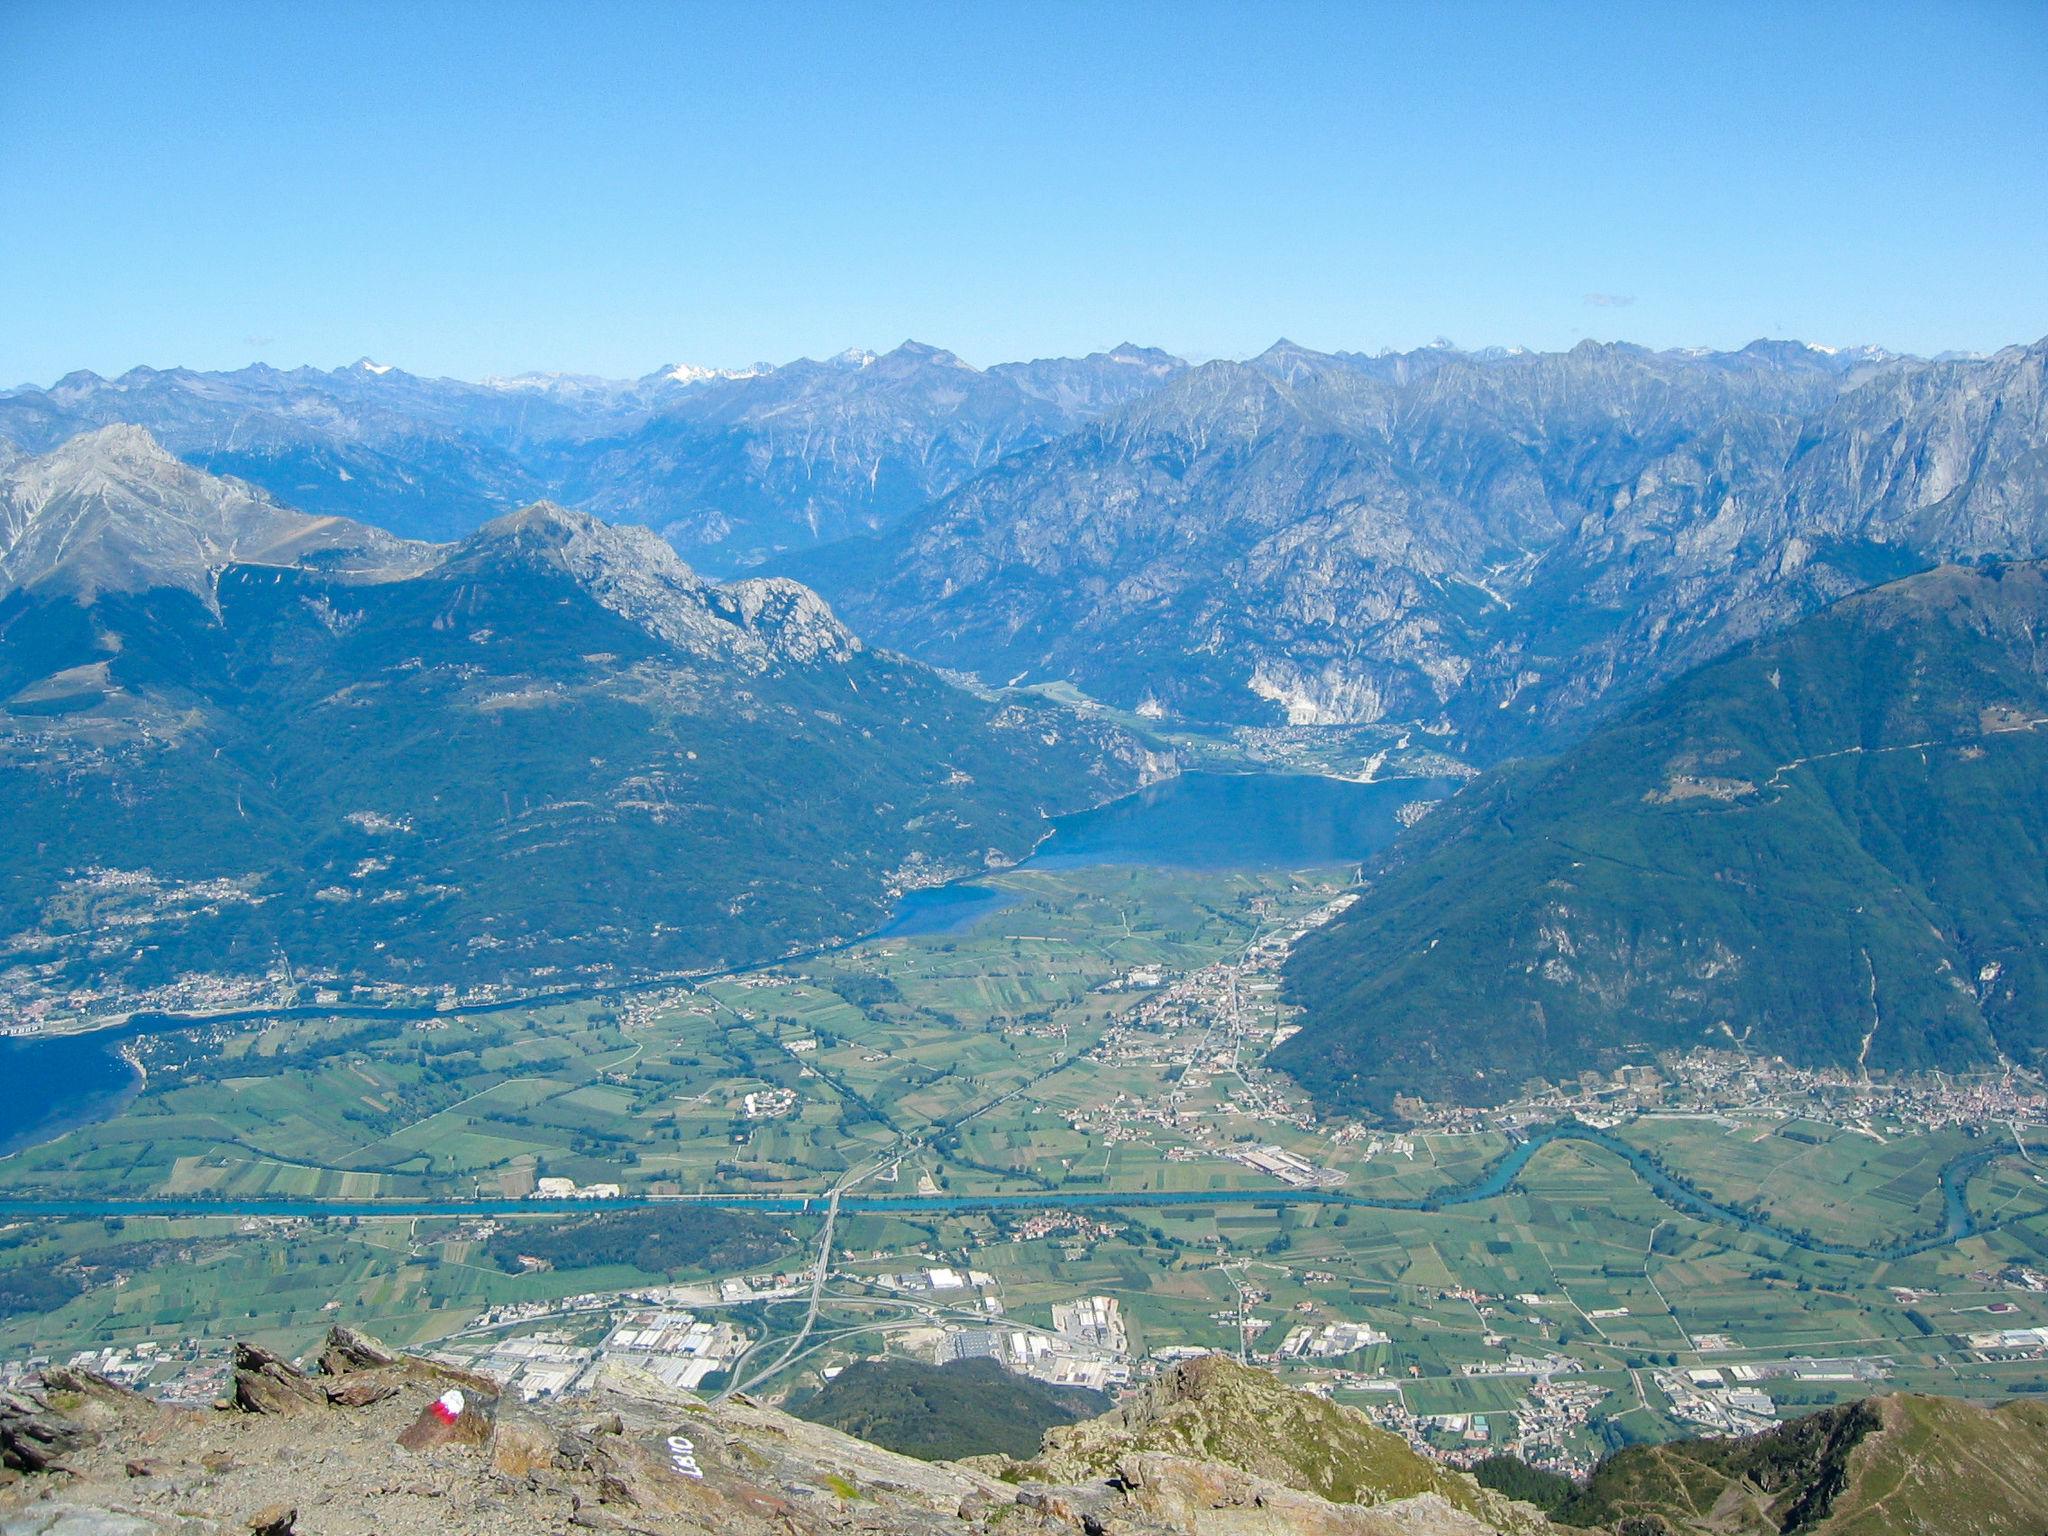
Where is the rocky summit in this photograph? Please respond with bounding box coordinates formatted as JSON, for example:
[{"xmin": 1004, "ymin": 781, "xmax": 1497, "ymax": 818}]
[
  {"xmin": 9, "ymin": 1336, "xmax": 2048, "ymax": 1536},
  {"xmin": 0, "ymin": 1333, "xmax": 1541, "ymax": 1536}
]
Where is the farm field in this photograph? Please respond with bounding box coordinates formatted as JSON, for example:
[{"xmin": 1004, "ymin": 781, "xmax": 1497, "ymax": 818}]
[
  {"xmin": 0, "ymin": 867, "xmax": 1345, "ymax": 1202},
  {"xmin": 6, "ymin": 862, "xmax": 2048, "ymax": 1462},
  {"xmin": 8, "ymin": 1129, "xmax": 2048, "ymax": 1457},
  {"xmin": 1614, "ymin": 1115, "xmax": 1976, "ymax": 1249},
  {"xmin": 0, "ymin": 1209, "xmax": 817, "ymax": 1364}
]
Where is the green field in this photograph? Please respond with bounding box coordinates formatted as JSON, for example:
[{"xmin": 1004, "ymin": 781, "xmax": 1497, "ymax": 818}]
[{"xmin": 7, "ymin": 861, "xmax": 2048, "ymax": 1464}]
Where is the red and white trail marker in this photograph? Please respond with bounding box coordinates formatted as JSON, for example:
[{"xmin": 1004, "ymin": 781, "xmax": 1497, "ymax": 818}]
[{"xmin": 398, "ymin": 1385, "xmax": 488, "ymax": 1450}]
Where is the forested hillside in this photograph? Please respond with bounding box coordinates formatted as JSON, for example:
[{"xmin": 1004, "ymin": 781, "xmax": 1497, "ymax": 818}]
[{"xmin": 1280, "ymin": 562, "xmax": 2048, "ymax": 1113}]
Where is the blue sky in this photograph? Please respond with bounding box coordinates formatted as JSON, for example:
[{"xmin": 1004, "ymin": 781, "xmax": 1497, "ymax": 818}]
[{"xmin": 3, "ymin": 0, "xmax": 2044, "ymax": 384}]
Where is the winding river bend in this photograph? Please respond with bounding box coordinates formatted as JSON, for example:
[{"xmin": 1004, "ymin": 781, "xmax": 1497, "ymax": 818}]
[{"xmin": 0, "ymin": 1124, "xmax": 2033, "ymax": 1265}]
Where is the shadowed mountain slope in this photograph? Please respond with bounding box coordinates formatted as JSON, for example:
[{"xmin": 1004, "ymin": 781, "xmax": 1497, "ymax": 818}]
[{"xmin": 1279, "ymin": 561, "xmax": 2048, "ymax": 1113}]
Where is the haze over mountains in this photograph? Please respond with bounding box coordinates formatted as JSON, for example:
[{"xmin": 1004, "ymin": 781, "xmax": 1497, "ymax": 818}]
[{"xmin": 0, "ymin": 342, "xmax": 1188, "ymax": 565}]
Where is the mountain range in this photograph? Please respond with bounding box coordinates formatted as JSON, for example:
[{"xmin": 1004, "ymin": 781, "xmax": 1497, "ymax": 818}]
[
  {"xmin": 10, "ymin": 330, "xmax": 2048, "ymax": 1088},
  {"xmin": 17, "ymin": 335, "xmax": 2043, "ymax": 763},
  {"xmin": 795, "ymin": 337, "xmax": 2048, "ymax": 755},
  {"xmin": 1279, "ymin": 560, "xmax": 2048, "ymax": 1113},
  {"xmin": 0, "ymin": 428, "xmax": 1147, "ymax": 1020},
  {"xmin": 0, "ymin": 343, "xmax": 1188, "ymax": 567}
]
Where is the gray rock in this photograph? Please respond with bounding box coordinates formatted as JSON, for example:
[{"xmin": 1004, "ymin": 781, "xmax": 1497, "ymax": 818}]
[{"xmin": 229, "ymin": 1346, "xmax": 324, "ymax": 1418}]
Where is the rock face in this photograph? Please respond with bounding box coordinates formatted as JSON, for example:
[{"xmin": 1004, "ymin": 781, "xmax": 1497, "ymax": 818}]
[
  {"xmin": 229, "ymin": 1347, "xmax": 326, "ymax": 1418},
  {"xmin": 1110, "ymin": 1457, "xmax": 1508, "ymax": 1536},
  {"xmin": 564, "ymin": 342, "xmax": 1193, "ymax": 564},
  {"xmin": 442, "ymin": 502, "xmax": 862, "ymax": 671},
  {"xmin": 17, "ymin": 337, "xmax": 2048, "ymax": 738},
  {"xmin": 0, "ymin": 426, "xmax": 432, "ymax": 604},
  {"xmin": 313, "ymin": 1331, "xmax": 396, "ymax": 1379},
  {"xmin": 800, "ymin": 338, "xmax": 2048, "ymax": 754}
]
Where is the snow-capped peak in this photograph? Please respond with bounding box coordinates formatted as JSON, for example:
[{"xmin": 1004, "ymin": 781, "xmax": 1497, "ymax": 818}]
[
  {"xmin": 351, "ymin": 358, "xmax": 394, "ymax": 375},
  {"xmin": 650, "ymin": 361, "xmax": 771, "ymax": 387}
]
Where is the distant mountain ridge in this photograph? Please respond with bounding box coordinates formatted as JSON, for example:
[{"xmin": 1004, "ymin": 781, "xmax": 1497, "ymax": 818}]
[
  {"xmin": 558, "ymin": 342, "xmax": 1191, "ymax": 563},
  {"xmin": 795, "ymin": 335, "xmax": 2048, "ymax": 753},
  {"xmin": 0, "ymin": 342, "xmax": 1194, "ymax": 565},
  {"xmin": 1277, "ymin": 560, "xmax": 2048, "ymax": 1113},
  {"xmin": 14, "ymin": 334, "xmax": 2047, "ymax": 759},
  {"xmin": 0, "ymin": 424, "xmax": 433, "ymax": 602}
]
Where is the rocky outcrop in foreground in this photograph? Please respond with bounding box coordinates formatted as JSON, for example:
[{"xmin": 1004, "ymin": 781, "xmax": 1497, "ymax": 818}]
[
  {"xmin": 998, "ymin": 1356, "xmax": 1544, "ymax": 1533},
  {"xmin": 0, "ymin": 1332, "xmax": 1531, "ymax": 1536},
  {"xmin": 11, "ymin": 1334, "xmax": 2040, "ymax": 1535}
]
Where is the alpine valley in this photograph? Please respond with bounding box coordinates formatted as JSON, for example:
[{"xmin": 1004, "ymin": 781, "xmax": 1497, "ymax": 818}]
[
  {"xmin": 13, "ymin": 333, "xmax": 2048, "ymax": 1536},
  {"xmin": 0, "ymin": 425, "xmax": 1150, "ymax": 1021}
]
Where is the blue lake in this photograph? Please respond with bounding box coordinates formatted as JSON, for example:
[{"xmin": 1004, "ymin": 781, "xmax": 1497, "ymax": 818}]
[
  {"xmin": 0, "ymin": 1023, "xmax": 145, "ymax": 1158},
  {"xmin": 878, "ymin": 770, "xmax": 1454, "ymax": 938},
  {"xmin": 875, "ymin": 882, "xmax": 1025, "ymax": 938},
  {"xmin": 1026, "ymin": 770, "xmax": 1453, "ymax": 872},
  {"xmin": 0, "ymin": 771, "xmax": 1453, "ymax": 1157}
]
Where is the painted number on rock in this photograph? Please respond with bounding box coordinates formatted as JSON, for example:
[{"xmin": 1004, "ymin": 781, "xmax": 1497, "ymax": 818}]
[{"xmin": 667, "ymin": 1433, "xmax": 704, "ymax": 1479}]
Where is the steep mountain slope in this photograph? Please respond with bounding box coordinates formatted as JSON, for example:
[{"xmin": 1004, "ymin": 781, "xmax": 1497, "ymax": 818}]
[
  {"xmin": 0, "ymin": 440, "xmax": 1145, "ymax": 1022},
  {"xmin": 1278, "ymin": 562, "xmax": 2048, "ymax": 1113},
  {"xmin": 0, "ymin": 425, "xmax": 432, "ymax": 601},
  {"xmin": 1556, "ymin": 1393, "xmax": 2048, "ymax": 1534},
  {"xmin": 798, "ymin": 339, "xmax": 2048, "ymax": 751},
  {"xmin": 561, "ymin": 342, "xmax": 1188, "ymax": 564},
  {"xmin": 993, "ymin": 343, "xmax": 1189, "ymax": 416},
  {"xmin": 1460, "ymin": 337, "xmax": 2048, "ymax": 756},
  {"xmin": 0, "ymin": 359, "xmax": 577, "ymax": 540}
]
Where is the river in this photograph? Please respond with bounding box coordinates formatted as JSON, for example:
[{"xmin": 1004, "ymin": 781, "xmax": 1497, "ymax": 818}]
[
  {"xmin": 0, "ymin": 1123, "xmax": 2027, "ymax": 1264},
  {"xmin": 1, "ymin": 770, "xmax": 1450, "ymax": 1154}
]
